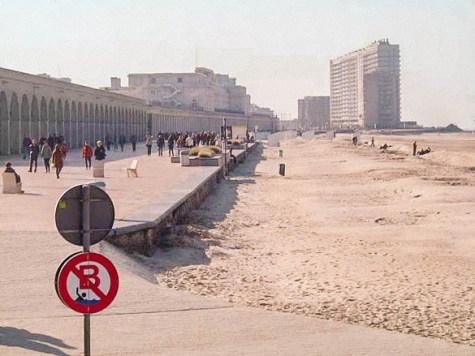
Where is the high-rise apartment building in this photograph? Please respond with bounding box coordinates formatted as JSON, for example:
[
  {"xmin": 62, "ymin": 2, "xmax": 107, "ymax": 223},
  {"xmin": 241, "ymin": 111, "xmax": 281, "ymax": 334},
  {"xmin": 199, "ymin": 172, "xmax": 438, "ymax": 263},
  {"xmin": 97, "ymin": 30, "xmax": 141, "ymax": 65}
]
[
  {"xmin": 298, "ymin": 96, "xmax": 330, "ymax": 129},
  {"xmin": 330, "ymin": 39, "xmax": 400, "ymax": 129}
]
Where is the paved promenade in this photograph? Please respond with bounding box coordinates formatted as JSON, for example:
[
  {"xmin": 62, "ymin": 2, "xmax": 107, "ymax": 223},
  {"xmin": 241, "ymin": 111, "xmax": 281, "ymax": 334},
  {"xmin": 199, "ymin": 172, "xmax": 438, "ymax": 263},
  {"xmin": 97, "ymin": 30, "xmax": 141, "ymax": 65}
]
[{"xmin": 0, "ymin": 144, "xmax": 472, "ymax": 355}]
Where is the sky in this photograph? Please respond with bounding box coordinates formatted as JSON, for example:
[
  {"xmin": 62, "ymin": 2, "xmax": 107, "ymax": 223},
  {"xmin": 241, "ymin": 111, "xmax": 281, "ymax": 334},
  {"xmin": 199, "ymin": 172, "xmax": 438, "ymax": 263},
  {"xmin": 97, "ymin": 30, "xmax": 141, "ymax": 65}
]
[{"xmin": 0, "ymin": 0, "xmax": 474, "ymax": 128}]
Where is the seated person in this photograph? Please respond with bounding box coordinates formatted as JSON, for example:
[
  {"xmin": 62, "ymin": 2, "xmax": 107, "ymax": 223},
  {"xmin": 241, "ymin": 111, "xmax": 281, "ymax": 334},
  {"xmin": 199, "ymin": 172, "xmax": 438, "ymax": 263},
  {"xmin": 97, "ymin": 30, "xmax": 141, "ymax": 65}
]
[
  {"xmin": 4, "ymin": 161, "xmax": 21, "ymax": 183},
  {"xmin": 417, "ymin": 147, "xmax": 432, "ymax": 155},
  {"xmin": 4, "ymin": 161, "xmax": 23, "ymax": 193}
]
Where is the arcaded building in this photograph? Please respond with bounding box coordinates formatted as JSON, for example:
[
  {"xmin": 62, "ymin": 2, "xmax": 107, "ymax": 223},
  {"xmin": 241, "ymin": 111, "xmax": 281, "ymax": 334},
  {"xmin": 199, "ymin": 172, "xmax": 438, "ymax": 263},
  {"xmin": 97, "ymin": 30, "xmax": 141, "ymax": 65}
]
[
  {"xmin": 104, "ymin": 67, "xmax": 251, "ymax": 115},
  {"xmin": 0, "ymin": 66, "xmax": 276, "ymax": 155},
  {"xmin": 330, "ymin": 39, "xmax": 400, "ymax": 129},
  {"xmin": 297, "ymin": 96, "xmax": 330, "ymax": 129},
  {"xmin": 0, "ymin": 67, "xmax": 147, "ymax": 155}
]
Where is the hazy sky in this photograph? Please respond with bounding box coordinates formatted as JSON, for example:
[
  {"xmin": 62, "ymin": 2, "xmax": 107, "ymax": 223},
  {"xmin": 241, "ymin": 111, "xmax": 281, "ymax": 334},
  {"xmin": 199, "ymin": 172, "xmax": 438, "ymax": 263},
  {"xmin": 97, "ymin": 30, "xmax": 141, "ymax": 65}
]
[{"xmin": 0, "ymin": 1, "xmax": 473, "ymax": 128}]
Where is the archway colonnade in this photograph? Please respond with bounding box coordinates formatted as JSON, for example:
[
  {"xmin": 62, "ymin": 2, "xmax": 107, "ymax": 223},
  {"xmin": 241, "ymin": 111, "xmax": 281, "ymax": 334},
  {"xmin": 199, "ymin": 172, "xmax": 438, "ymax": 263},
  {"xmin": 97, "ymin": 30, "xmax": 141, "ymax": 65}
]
[
  {"xmin": 0, "ymin": 67, "xmax": 277, "ymax": 156},
  {"xmin": 148, "ymin": 109, "xmax": 277, "ymax": 136},
  {"xmin": 0, "ymin": 90, "xmax": 147, "ymax": 155},
  {"xmin": 0, "ymin": 68, "xmax": 147, "ymax": 155}
]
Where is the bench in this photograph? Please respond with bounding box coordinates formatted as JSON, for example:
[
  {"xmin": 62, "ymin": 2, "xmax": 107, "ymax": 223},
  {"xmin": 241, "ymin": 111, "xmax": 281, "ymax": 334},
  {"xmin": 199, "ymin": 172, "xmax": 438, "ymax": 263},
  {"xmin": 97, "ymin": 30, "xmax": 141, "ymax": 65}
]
[
  {"xmin": 127, "ymin": 160, "xmax": 139, "ymax": 177},
  {"xmin": 2, "ymin": 172, "xmax": 23, "ymax": 194}
]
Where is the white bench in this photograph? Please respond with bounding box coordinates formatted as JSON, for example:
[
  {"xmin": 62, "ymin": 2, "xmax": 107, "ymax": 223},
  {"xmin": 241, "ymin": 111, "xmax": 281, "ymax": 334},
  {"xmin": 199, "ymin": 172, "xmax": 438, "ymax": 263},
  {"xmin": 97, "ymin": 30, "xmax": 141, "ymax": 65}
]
[
  {"xmin": 2, "ymin": 172, "xmax": 23, "ymax": 194},
  {"xmin": 127, "ymin": 160, "xmax": 138, "ymax": 177}
]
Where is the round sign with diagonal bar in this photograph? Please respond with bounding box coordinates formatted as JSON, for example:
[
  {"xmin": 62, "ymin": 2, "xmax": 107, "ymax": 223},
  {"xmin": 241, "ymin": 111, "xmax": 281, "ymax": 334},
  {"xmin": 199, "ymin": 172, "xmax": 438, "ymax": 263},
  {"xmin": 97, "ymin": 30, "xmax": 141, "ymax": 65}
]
[
  {"xmin": 55, "ymin": 184, "xmax": 115, "ymax": 246},
  {"xmin": 55, "ymin": 252, "xmax": 119, "ymax": 314}
]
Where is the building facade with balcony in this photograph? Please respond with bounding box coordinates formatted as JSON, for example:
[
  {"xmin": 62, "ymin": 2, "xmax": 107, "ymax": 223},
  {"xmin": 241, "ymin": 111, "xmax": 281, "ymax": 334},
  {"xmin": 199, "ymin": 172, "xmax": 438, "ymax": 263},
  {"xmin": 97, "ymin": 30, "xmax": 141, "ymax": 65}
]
[
  {"xmin": 104, "ymin": 67, "xmax": 251, "ymax": 115},
  {"xmin": 330, "ymin": 39, "xmax": 400, "ymax": 129}
]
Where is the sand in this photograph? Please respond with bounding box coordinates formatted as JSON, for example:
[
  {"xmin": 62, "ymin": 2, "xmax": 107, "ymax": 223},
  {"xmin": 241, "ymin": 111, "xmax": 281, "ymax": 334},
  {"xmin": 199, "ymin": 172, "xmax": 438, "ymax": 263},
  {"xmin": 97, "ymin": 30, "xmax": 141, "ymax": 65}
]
[{"xmin": 147, "ymin": 132, "xmax": 475, "ymax": 346}]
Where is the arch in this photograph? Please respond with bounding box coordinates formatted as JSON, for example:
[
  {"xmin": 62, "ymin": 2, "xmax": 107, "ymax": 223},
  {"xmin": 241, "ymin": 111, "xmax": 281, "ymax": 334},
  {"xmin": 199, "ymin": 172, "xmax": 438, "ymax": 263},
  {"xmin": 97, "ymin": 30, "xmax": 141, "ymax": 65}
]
[
  {"xmin": 121, "ymin": 108, "xmax": 125, "ymax": 137},
  {"xmin": 10, "ymin": 93, "xmax": 20, "ymax": 154},
  {"xmin": 30, "ymin": 96, "xmax": 39, "ymax": 140},
  {"xmin": 20, "ymin": 94, "xmax": 30, "ymax": 140},
  {"xmin": 77, "ymin": 102, "xmax": 84, "ymax": 145},
  {"xmin": 71, "ymin": 101, "xmax": 77, "ymax": 148},
  {"xmin": 94, "ymin": 104, "xmax": 99, "ymax": 142},
  {"xmin": 64, "ymin": 100, "xmax": 71, "ymax": 146},
  {"xmin": 111, "ymin": 107, "xmax": 117, "ymax": 139},
  {"xmin": 0, "ymin": 91, "xmax": 8, "ymax": 155},
  {"xmin": 102, "ymin": 105, "xmax": 109, "ymax": 138},
  {"xmin": 56, "ymin": 99, "xmax": 63, "ymax": 138},
  {"xmin": 40, "ymin": 97, "xmax": 47, "ymax": 139},
  {"xmin": 99, "ymin": 105, "xmax": 104, "ymax": 141},
  {"xmin": 83, "ymin": 102, "xmax": 89, "ymax": 144},
  {"xmin": 48, "ymin": 98, "xmax": 55, "ymax": 136},
  {"xmin": 88, "ymin": 103, "xmax": 94, "ymax": 143}
]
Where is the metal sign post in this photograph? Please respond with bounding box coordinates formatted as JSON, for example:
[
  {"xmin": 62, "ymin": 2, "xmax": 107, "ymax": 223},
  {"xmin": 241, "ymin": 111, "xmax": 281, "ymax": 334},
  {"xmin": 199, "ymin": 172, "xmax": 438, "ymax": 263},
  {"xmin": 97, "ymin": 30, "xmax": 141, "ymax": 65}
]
[
  {"xmin": 55, "ymin": 183, "xmax": 117, "ymax": 356},
  {"xmin": 82, "ymin": 185, "xmax": 91, "ymax": 356}
]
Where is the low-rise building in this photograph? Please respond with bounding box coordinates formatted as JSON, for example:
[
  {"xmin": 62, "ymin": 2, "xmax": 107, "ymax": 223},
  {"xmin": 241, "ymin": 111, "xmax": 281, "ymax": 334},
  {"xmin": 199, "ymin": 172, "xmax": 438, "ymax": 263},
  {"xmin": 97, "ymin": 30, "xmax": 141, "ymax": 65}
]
[{"xmin": 104, "ymin": 67, "xmax": 251, "ymax": 115}]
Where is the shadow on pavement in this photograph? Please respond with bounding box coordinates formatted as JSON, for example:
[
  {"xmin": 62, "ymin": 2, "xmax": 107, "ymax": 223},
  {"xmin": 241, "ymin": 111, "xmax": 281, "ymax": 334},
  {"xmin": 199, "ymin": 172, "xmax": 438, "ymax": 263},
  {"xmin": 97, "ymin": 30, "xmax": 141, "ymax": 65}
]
[{"xmin": 0, "ymin": 326, "xmax": 76, "ymax": 355}]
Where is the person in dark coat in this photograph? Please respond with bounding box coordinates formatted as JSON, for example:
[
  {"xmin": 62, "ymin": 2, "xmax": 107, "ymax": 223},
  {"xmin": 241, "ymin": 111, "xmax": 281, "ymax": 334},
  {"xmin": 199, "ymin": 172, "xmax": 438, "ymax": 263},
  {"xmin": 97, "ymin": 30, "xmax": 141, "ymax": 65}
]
[
  {"xmin": 4, "ymin": 161, "xmax": 21, "ymax": 183},
  {"xmin": 28, "ymin": 138, "xmax": 40, "ymax": 172},
  {"xmin": 157, "ymin": 135, "xmax": 165, "ymax": 156},
  {"xmin": 119, "ymin": 134, "xmax": 126, "ymax": 152},
  {"xmin": 94, "ymin": 140, "xmax": 107, "ymax": 161},
  {"xmin": 130, "ymin": 134, "xmax": 137, "ymax": 152},
  {"xmin": 168, "ymin": 135, "xmax": 175, "ymax": 157}
]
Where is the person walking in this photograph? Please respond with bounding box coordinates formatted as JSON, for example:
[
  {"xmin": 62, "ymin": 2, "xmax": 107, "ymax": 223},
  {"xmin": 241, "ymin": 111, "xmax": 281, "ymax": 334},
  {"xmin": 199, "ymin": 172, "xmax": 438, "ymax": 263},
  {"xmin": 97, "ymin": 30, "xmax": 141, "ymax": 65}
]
[
  {"xmin": 130, "ymin": 134, "xmax": 137, "ymax": 152},
  {"xmin": 60, "ymin": 142, "xmax": 69, "ymax": 162},
  {"xmin": 168, "ymin": 135, "xmax": 175, "ymax": 157},
  {"xmin": 51, "ymin": 144, "xmax": 64, "ymax": 179},
  {"xmin": 22, "ymin": 135, "xmax": 31, "ymax": 160},
  {"xmin": 413, "ymin": 141, "xmax": 417, "ymax": 156},
  {"xmin": 119, "ymin": 134, "xmax": 126, "ymax": 152},
  {"xmin": 105, "ymin": 134, "xmax": 112, "ymax": 151},
  {"xmin": 145, "ymin": 134, "xmax": 153, "ymax": 156},
  {"xmin": 40, "ymin": 142, "xmax": 52, "ymax": 172},
  {"xmin": 28, "ymin": 138, "xmax": 40, "ymax": 172},
  {"xmin": 157, "ymin": 134, "xmax": 165, "ymax": 156},
  {"xmin": 82, "ymin": 141, "xmax": 93, "ymax": 169}
]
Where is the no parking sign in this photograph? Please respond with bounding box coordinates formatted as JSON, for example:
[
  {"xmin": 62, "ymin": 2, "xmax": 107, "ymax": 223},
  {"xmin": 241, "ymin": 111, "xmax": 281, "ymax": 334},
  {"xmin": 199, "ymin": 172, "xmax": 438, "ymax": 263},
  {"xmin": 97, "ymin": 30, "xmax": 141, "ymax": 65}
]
[
  {"xmin": 54, "ymin": 184, "xmax": 118, "ymax": 356},
  {"xmin": 55, "ymin": 252, "xmax": 119, "ymax": 314}
]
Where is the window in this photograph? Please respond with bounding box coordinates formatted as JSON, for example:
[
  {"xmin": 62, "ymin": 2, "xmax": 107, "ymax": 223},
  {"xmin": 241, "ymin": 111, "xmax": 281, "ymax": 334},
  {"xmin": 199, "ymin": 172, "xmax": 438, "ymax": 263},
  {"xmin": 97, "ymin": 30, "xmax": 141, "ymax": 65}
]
[
  {"xmin": 151, "ymin": 78, "xmax": 156, "ymax": 84},
  {"xmin": 177, "ymin": 77, "xmax": 182, "ymax": 83}
]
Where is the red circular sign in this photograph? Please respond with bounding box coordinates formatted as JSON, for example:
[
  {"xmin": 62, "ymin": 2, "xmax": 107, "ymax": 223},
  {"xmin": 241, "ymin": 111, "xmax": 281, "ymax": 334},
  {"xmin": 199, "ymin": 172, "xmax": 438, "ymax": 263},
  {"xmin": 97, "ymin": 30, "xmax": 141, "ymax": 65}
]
[{"xmin": 55, "ymin": 252, "xmax": 119, "ymax": 314}]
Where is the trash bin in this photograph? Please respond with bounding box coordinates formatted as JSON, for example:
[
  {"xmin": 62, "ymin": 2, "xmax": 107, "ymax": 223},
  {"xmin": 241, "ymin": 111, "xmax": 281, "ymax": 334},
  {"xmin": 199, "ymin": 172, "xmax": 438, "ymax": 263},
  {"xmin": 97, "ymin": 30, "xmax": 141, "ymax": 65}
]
[
  {"xmin": 278, "ymin": 149, "xmax": 283, "ymax": 158},
  {"xmin": 279, "ymin": 163, "xmax": 285, "ymax": 176},
  {"xmin": 180, "ymin": 150, "xmax": 190, "ymax": 166},
  {"xmin": 93, "ymin": 159, "xmax": 105, "ymax": 178}
]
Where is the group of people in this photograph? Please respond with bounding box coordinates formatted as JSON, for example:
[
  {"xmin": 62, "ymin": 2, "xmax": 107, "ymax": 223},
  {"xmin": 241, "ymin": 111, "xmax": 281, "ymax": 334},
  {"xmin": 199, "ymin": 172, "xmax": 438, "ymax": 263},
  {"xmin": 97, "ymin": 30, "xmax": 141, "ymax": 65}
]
[
  {"xmin": 81, "ymin": 140, "xmax": 106, "ymax": 170},
  {"xmin": 145, "ymin": 131, "xmax": 223, "ymax": 157},
  {"xmin": 19, "ymin": 133, "xmax": 109, "ymax": 179},
  {"xmin": 22, "ymin": 134, "xmax": 69, "ymax": 178},
  {"xmin": 104, "ymin": 134, "xmax": 136, "ymax": 152},
  {"xmin": 9, "ymin": 129, "xmax": 237, "ymax": 184}
]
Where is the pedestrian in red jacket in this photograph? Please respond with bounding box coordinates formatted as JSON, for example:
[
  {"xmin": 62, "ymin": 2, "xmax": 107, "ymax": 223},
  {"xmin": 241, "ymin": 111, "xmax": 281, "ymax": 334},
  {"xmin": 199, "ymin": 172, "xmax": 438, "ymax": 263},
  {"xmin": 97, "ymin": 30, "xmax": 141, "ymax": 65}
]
[{"xmin": 82, "ymin": 141, "xmax": 93, "ymax": 169}]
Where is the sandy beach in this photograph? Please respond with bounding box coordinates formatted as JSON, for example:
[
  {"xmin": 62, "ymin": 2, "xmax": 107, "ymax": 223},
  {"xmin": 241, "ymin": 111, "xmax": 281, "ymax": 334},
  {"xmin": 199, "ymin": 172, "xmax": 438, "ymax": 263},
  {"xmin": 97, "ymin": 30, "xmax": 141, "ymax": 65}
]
[{"xmin": 149, "ymin": 132, "xmax": 475, "ymax": 346}]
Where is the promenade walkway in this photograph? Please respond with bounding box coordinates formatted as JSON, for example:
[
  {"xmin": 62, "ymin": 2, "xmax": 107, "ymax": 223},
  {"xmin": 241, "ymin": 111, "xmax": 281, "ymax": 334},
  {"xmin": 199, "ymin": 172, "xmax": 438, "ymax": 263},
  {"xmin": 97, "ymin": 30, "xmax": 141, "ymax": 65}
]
[{"xmin": 0, "ymin": 144, "xmax": 472, "ymax": 355}]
